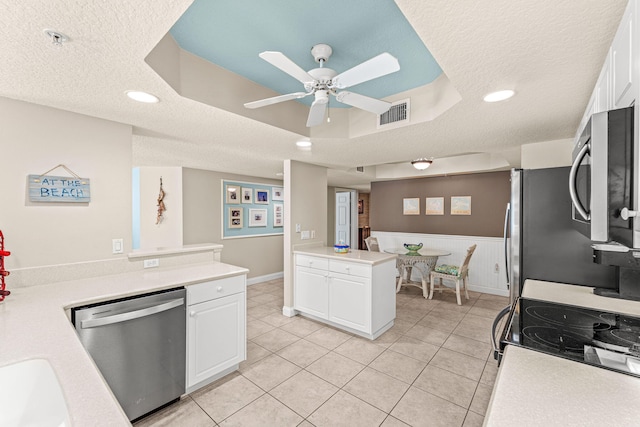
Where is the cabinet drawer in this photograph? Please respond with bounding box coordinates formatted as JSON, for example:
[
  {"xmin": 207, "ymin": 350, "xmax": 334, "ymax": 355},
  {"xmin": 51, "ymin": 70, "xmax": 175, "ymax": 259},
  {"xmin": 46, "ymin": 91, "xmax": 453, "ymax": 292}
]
[
  {"xmin": 296, "ymin": 254, "xmax": 329, "ymax": 270},
  {"xmin": 329, "ymin": 260, "xmax": 371, "ymax": 278},
  {"xmin": 188, "ymin": 275, "xmax": 246, "ymax": 305}
]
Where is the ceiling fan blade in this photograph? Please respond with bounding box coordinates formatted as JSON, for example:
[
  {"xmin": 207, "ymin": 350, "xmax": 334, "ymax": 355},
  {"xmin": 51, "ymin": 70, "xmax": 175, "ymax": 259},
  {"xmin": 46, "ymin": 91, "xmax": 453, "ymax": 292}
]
[
  {"xmin": 335, "ymin": 91, "xmax": 392, "ymax": 114},
  {"xmin": 259, "ymin": 51, "xmax": 315, "ymax": 85},
  {"xmin": 331, "ymin": 53, "xmax": 400, "ymax": 89},
  {"xmin": 244, "ymin": 92, "xmax": 310, "ymax": 109},
  {"xmin": 306, "ymin": 99, "xmax": 327, "ymax": 127}
]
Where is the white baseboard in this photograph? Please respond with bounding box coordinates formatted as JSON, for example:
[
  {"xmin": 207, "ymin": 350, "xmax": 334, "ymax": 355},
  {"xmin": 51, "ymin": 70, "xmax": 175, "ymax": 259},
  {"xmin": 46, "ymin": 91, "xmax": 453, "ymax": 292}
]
[
  {"xmin": 469, "ymin": 285, "xmax": 509, "ymax": 297},
  {"xmin": 247, "ymin": 271, "xmax": 284, "ymax": 286},
  {"xmin": 282, "ymin": 306, "xmax": 297, "ymax": 317}
]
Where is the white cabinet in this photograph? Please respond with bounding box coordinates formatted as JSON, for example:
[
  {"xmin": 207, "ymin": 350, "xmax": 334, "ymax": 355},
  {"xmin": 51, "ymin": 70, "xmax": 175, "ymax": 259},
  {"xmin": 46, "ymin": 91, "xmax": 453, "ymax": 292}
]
[
  {"xmin": 294, "ymin": 252, "xmax": 396, "ymax": 339},
  {"xmin": 612, "ymin": 0, "xmax": 636, "ymax": 109},
  {"xmin": 186, "ymin": 274, "xmax": 246, "ymax": 393}
]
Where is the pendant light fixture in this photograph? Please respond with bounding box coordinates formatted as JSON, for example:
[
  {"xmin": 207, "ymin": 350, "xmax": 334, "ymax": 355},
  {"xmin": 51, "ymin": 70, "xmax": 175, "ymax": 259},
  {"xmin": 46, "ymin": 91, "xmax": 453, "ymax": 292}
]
[{"xmin": 411, "ymin": 158, "xmax": 433, "ymax": 170}]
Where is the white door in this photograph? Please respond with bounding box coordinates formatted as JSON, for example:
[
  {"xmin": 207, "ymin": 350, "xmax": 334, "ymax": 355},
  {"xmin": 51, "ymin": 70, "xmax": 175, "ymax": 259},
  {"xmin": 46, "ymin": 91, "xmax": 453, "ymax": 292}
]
[{"xmin": 335, "ymin": 191, "xmax": 351, "ymax": 246}]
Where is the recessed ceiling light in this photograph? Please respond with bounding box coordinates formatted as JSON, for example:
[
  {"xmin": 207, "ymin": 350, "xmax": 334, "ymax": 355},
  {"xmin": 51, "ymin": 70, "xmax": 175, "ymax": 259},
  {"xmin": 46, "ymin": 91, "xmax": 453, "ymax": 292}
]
[
  {"xmin": 125, "ymin": 90, "xmax": 160, "ymax": 103},
  {"xmin": 296, "ymin": 140, "xmax": 312, "ymax": 148},
  {"xmin": 483, "ymin": 90, "xmax": 515, "ymax": 103}
]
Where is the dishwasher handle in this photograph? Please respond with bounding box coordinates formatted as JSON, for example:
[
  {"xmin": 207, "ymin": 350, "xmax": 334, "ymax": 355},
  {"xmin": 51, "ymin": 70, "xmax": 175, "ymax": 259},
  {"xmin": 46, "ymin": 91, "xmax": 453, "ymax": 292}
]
[{"xmin": 80, "ymin": 297, "xmax": 184, "ymax": 329}]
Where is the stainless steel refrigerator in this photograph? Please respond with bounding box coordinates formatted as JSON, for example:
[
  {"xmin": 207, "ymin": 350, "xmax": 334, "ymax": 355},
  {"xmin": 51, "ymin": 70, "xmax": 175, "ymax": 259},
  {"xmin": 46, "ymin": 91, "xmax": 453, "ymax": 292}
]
[{"xmin": 505, "ymin": 167, "xmax": 618, "ymax": 303}]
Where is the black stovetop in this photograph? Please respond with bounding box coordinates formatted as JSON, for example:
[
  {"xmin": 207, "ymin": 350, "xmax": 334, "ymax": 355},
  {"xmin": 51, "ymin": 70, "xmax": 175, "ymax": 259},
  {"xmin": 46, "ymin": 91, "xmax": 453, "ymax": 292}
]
[{"xmin": 501, "ymin": 298, "xmax": 640, "ymax": 376}]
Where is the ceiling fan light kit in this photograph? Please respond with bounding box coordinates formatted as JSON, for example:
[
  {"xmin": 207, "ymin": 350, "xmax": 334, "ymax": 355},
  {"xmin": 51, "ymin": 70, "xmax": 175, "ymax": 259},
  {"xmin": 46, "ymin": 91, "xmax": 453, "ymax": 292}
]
[
  {"xmin": 244, "ymin": 43, "xmax": 400, "ymax": 127},
  {"xmin": 411, "ymin": 158, "xmax": 433, "ymax": 170}
]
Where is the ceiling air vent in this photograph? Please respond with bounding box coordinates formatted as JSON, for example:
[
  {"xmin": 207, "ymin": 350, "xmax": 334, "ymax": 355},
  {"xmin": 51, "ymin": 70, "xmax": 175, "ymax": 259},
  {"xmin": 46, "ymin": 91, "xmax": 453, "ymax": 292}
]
[
  {"xmin": 356, "ymin": 166, "xmax": 365, "ymax": 173},
  {"xmin": 377, "ymin": 98, "xmax": 410, "ymax": 130}
]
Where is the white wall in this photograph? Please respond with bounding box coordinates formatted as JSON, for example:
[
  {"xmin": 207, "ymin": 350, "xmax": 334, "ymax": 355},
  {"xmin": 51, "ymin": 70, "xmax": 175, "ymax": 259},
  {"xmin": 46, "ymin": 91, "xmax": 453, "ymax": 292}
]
[
  {"xmin": 0, "ymin": 97, "xmax": 132, "ymax": 271},
  {"xmin": 521, "ymin": 138, "xmax": 573, "ymax": 169}
]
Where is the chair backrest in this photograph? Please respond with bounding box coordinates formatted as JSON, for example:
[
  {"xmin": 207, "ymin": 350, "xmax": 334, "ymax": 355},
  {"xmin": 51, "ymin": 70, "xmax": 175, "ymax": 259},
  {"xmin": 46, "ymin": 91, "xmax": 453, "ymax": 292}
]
[
  {"xmin": 458, "ymin": 244, "xmax": 477, "ymax": 277},
  {"xmin": 365, "ymin": 236, "xmax": 380, "ymax": 252}
]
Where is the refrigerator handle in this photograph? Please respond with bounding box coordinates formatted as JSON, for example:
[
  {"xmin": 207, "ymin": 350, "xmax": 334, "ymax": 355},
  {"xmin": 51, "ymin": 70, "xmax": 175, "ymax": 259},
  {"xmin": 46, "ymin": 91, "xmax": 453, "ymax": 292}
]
[
  {"xmin": 569, "ymin": 142, "xmax": 591, "ymax": 221},
  {"xmin": 503, "ymin": 203, "xmax": 510, "ymax": 286}
]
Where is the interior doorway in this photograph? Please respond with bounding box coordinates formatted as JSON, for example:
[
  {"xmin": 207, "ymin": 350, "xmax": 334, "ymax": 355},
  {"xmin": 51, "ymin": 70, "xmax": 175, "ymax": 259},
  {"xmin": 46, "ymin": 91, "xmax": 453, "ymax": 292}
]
[{"xmin": 335, "ymin": 189, "xmax": 358, "ymax": 249}]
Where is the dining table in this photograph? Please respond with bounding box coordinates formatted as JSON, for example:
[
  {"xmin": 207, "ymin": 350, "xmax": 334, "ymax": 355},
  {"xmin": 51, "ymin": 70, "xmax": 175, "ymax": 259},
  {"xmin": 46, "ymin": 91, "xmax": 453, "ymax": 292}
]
[{"xmin": 384, "ymin": 247, "xmax": 451, "ymax": 297}]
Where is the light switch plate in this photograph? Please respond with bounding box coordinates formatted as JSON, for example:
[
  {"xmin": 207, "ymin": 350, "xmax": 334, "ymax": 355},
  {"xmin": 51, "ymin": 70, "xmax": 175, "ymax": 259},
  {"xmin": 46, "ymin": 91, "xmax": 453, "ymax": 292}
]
[
  {"xmin": 301, "ymin": 230, "xmax": 310, "ymax": 240},
  {"xmin": 112, "ymin": 238, "xmax": 123, "ymax": 254}
]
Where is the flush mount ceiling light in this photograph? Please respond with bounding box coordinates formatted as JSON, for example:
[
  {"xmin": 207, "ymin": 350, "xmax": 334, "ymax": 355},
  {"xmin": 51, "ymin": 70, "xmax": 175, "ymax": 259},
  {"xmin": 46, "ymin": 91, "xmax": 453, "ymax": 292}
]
[
  {"xmin": 295, "ymin": 140, "xmax": 312, "ymax": 148},
  {"xmin": 125, "ymin": 90, "xmax": 160, "ymax": 103},
  {"xmin": 411, "ymin": 158, "xmax": 433, "ymax": 170},
  {"xmin": 43, "ymin": 29, "xmax": 68, "ymax": 47},
  {"xmin": 483, "ymin": 90, "xmax": 515, "ymax": 103}
]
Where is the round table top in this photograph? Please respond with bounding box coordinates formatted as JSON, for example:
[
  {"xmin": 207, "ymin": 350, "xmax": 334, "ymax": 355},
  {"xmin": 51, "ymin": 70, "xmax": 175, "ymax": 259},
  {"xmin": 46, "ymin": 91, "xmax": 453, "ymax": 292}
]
[{"xmin": 384, "ymin": 248, "xmax": 451, "ymax": 257}]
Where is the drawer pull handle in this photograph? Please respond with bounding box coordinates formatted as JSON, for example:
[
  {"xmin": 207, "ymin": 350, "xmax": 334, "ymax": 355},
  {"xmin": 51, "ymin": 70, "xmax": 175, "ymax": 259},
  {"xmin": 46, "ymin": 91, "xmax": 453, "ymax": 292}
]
[{"xmin": 217, "ymin": 286, "xmax": 223, "ymax": 292}]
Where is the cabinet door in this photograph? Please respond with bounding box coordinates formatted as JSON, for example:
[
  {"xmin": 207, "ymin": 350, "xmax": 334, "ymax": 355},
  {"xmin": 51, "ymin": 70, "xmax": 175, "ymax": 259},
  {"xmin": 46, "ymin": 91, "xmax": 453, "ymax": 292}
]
[
  {"xmin": 294, "ymin": 266, "xmax": 328, "ymax": 319},
  {"xmin": 187, "ymin": 292, "xmax": 245, "ymax": 388},
  {"xmin": 612, "ymin": 2, "xmax": 635, "ymax": 108},
  {"xmin": 328, "ymin": 272, "xmax": 370, "ymax": 332}
]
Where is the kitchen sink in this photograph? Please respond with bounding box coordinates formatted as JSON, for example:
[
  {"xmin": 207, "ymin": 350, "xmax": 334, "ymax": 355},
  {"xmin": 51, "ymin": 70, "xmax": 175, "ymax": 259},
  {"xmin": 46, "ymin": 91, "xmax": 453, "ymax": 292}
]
[{"xmin": 0, "ymin": 359, "xmax": 71, "ymax": 426}]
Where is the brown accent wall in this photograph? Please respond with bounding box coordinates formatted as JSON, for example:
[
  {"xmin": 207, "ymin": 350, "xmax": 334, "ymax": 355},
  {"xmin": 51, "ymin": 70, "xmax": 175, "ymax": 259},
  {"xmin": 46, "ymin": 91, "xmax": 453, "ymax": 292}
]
[
  {"xmin": 370, "ymin": 171, "xmax": 510, "ymax": 237},
  {"xmin": 358, "ymin": 193, "xmax": 370, "ymax": 228}
]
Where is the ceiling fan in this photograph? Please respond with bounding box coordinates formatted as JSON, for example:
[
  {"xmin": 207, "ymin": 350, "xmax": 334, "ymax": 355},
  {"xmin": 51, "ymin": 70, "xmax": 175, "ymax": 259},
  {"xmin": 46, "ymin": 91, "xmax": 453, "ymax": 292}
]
[{"xmin": 244, "ymin": 43, "xmax": 400, "ymax": 127}]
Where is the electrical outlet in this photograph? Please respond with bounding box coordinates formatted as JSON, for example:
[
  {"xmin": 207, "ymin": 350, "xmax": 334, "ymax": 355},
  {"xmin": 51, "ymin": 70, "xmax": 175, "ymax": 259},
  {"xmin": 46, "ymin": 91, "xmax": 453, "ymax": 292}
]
[
  {"xmin": 112, "ymin": 238, "xmax": 123, "ymax": 254},
  {"xmin": 311, "ymin": 230, "xmax": 316, "ymax": 238},
  {"xmin": 494, "ymin": 263, "xmax": 499, "ymax": 273},
  {"xmin": 144, "ymin": 258, "xmax": 160, "ymax": 268},
  {"xmin": 295, "ymin": 224, "xmax": 301, "ymax": 233},
  {"xmin": 301, "ymin": 230, "xmax": 310, "ymax": 240}
]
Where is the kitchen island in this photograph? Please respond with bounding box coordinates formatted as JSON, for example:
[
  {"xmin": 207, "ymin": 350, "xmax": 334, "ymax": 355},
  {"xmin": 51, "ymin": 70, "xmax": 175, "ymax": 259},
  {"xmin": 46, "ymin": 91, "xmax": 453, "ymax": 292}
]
[
  {"xmin": 293, "ymin": 246, "xmax": 397, "ymax": 339},
  {"xmin": 0, "ymin": 261, "xmax": 248, "ymax": 426}
]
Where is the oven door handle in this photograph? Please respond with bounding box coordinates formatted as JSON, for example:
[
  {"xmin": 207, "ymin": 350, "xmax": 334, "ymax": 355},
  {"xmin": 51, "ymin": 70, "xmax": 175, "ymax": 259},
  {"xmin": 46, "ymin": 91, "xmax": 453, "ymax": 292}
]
[
  {"xmin": 491, "ymin": 305, "xmax": 512, "ymax": 362},
  {"xmin": 569, "ymin": 142, "xmax": 591, "ymax": 221},
  {"xmin": 80, "ymin": 298, "xmax": 184, "ymax": 329}
]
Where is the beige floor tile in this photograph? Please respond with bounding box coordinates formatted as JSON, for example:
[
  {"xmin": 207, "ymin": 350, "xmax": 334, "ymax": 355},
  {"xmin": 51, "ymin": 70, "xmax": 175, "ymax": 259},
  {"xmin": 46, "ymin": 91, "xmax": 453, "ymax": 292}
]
[
  {"xmin": 278, "ymin": 316, "xmax": 324, "ymax": 337},
  {"xmin": 305, "ymin": 326, "xmax": 352, "ymax": 350},
  {"xmin": 305, "ymin": 351, "xmax": 365, "ymax": 387},
  {"xmin": 334, "ymin": 336, "xmax": 386, "ymax": 365},
  {"xmin": 276, "ymin": 338, "xmax": 329, "ymax": 368},
  {"xmin": 466, "ymin": 305, "xmax": 504, "ymax": 319},
  {"xmin": 395, "ymin": 306, "xmax": 427, "ymax": 324},
  {"xmin": 391, "ymin": 386, "xmax": 467, "ymax": 427},
  {"xmin": 134, "ymin": 396, "xmax": 215, "ymax": 427},
  {"xmin": 270, "ymin": 370, "xmax": 338, "ymax": 417},
  {"xmin": 426, "ymin": 305, "xmax": 469, "ymax": 321},
  {"xmin": 246, "ymin": 305, "xmax": 278, "ymax": 320},
  {"xmin": 373, "ymin": 328, "xmax": 403, "ymax": 348},
  {"xmin": 404, "ymin": 324, "xmax": 450, "ymax": 346},
  {"xmin": 369, "ymin": 349, "xmax": 427, "ymax": 384},
  {"xmin": 307, "ymin": 389, "xmax": 387, "ymax": 427},
  {"xmin": 452, "ymin": 314, "xmax": 494, "ymax": 344},
  {"xmin": 415, "ymin": 314, "xmax": 459, "ymax": 334},
  {"xmin": 480, "ymin": 361, "xmax": 499, "ymax": 387},
  {"xmin": 380, "ymin": 415, "xmax": 411, "ymax": 426},
  {"xmin": 219, "ymin": 393, "xmax": 302, "ymax": 427},
  {"xmin": 462, "ymin": 410, "xmax": 485, "ymax": 427},
  {"xmin": 250, "ymin": 293, "xmax": 281, "ymax": 304},
  {"xmin": 469, "ymin": 382, "xmax": 493, "ymax": 416},
  {"xmin": 246, "ymin": 319, "xmax": 275, "ymax": 339},
  {"xmin": 413, "ymin": 365, "xmax": 478, "ymax": 408},
  {"xmin": 260, "ymin": 312, "xmax": 296, "ymax": 327},
  {"xmin": 240, "ymin": 354, "xmax": 301, "ymax": 391},
  {"xmin": 251, "ymin": 328, "xmax": 299, "ymax": 352},
  {"xmin": 191, "ymin": 375, "xmax": 264, "ymax": 423},
  {"xmin": 343, "ymin": 367, "xmax": 410, "ymax": 413},
  {"xmin": 442, "ymin": 334, "xmax": 492, "ymax": 360},
  {"xmin": 243, "ymin": 341, "xmax": 272, "ymax": 366},
  {"xmin": 389, "ymin": 335, "xmax": 439, "ymax": 362},
  {"xmin": 429, "ymin": 348, "xmax": 486, "ymax": 381},
  {"xmin": 388, "ymin": 318, "xmax": 418, "ymax": 334}
]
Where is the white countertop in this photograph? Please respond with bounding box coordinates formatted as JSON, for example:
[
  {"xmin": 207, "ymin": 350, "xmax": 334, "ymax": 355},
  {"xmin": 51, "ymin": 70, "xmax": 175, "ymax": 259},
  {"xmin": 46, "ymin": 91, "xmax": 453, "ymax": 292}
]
[
  {"xmin": 293, "ymin": 246, "xmax": 397, "ymax": 265},
  {"xmin": 523, "ymin": 279, "xmax": 640, "ymax": 316},
  {"xmin": 484, "ymin": 346, "xmax": 640, "ymax": 427},
  {"xmin": 0, "ymin": 261, "xmax": 248, "ymax": 426}
]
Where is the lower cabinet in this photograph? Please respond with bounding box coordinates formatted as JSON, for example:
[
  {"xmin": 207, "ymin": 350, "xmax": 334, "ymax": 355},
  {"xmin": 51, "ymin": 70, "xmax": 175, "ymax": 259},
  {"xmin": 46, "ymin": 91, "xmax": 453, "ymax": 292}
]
[
  {"xmin": 186, "ymin": 274, "xmax": 246, "ymax": 393},
  {"xmin": 294, "ymin": 253, "xmax": 395, "ymax": 339}
]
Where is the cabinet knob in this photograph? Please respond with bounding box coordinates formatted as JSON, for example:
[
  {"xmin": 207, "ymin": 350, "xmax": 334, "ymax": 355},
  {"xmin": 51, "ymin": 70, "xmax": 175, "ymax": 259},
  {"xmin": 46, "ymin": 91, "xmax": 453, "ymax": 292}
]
[
  {"xmin": 217, "ymin": 286, "xmax": 223, "ymax": 292},
  {"xmin": 190, "ymin": 311, "xmax": 196, "ymax": 317},
  {"xmin": 621, "ymin": 207, "xmax": 638, "ymax": 221}
]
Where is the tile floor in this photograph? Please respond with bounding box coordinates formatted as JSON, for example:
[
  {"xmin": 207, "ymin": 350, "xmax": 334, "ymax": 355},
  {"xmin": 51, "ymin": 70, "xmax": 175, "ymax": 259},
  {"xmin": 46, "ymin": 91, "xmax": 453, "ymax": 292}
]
[{"xmin": 135, "ymin": 279, "xmax": 509, "ymax": 427}]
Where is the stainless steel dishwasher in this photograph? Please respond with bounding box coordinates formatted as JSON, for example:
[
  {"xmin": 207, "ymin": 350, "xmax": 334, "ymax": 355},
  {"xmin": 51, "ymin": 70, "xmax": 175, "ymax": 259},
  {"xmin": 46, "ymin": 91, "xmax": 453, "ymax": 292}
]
[{"xmin": 72, "ymin": 287, "xmax": 186, "ymax": 422}]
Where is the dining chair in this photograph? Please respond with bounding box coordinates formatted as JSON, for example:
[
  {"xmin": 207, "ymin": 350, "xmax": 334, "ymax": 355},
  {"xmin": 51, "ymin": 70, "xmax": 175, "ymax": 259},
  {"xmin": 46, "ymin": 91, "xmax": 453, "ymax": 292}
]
[
  {"xmin": 364, "ymin": 236, "xmax": 380, "ymax": 252},
  {"xmin": 429, "ymin": 244, "xmax": 477, "ymax": 305}
]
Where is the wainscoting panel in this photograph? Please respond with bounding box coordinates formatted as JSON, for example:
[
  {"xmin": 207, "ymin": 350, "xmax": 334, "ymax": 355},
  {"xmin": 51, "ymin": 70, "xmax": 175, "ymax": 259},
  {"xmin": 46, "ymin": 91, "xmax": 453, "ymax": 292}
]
[{"xmin": 372, "ymin": 231, "xmax": 508, "ymax": 296}]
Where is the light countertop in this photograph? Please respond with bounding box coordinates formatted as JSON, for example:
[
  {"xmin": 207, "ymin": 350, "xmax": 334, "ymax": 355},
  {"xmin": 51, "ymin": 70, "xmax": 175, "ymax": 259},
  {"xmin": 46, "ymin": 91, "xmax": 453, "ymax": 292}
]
[
  {"xmin": 484, "ymin": 345, "xmax": 640, "ymax": 427},
  {"xmin": 293, "ymin": 246, "xmax": 397, "ymax": 265},
  {"xmin": 0, "ymin": 261, "xmax": 248, "ymax": 426}
]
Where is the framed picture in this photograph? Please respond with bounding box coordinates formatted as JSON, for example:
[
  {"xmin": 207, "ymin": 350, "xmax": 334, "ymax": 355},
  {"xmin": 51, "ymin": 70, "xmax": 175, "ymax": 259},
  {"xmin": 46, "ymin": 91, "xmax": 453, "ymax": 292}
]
[
  {"xmin": 225, "ymin": 184, "xmax": 240, "ymax": 204},
  {"xmin": 255, "ymin": 189, "xmax": 269, "ymax": 204},
  {"xmin": 249, "ymin": 208, "xmax": 267, "ymax": 227},
  {"xmin": 241, "ymin": 187, "xmax": 253, "ymax": 204},
  {"xmin": 273, "ymin": 203, "xmax": 284, "ymax": 227},
  {"xmin": 228, "ymin": 207, "xmax": 243, "ymax": 228},
  {"xmin": 425, "ymin": 197, "xmax": 444, "ymax": 215},
  {"xmin": 403, "ymin": 198, "xmax": 420, "ymax": 215},
  {"xmin": 451, "ymin": 196, "xmax": 472, "ymax": 215},
  {"xmin": 272, "ymin": 186, "xmax": 284, "ymax": 201}
]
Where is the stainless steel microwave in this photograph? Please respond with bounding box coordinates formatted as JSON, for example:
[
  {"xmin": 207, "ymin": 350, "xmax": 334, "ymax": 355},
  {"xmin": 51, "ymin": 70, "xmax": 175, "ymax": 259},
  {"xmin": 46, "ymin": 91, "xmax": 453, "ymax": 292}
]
[{"xmin": 569, "ymin": 106, "xmax": 636, "ymax": 248}]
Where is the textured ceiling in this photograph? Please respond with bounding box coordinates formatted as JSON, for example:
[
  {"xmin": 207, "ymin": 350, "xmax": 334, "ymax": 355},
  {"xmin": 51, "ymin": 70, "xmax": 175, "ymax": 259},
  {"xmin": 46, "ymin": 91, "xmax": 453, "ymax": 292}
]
[
  {"xmin": 169, "ymin": 0, "xmax": 442, "ymax": 108},
  {"xmin": 0, "ymin": 0, "xmax": 628, "ymax": 190}
]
